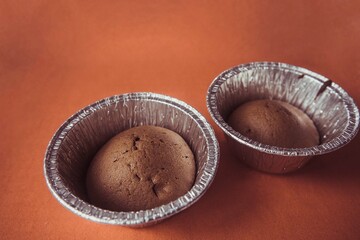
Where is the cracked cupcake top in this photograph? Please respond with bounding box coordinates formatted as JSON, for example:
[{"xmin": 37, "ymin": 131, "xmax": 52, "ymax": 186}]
[{"xmin": 86, "ymin": 125, "xmax": 196, "ymax": 212}]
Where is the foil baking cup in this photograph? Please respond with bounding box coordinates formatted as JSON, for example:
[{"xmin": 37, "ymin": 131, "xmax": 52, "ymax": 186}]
[
  {"xmin": 207, "ymin": 62, "xmax": 359, "ymax": 173},
  {"xmin": 44, "ymin": 92, "xmax": 219, "ymax": 226}
]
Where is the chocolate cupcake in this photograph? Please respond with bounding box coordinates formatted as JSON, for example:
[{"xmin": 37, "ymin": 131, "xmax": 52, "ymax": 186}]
[
  {"xmin": 86, "ymin": 125, "xmax": 196, "ymax": 211},
  {"xmin": 228, "ymin": 99, "xmax": 319, "ymax": 148}
]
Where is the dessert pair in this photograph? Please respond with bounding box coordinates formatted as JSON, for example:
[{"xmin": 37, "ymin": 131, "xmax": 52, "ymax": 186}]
[{"xmin": 87, "ymin": 99, "xmax": 319, "ymax": 211}]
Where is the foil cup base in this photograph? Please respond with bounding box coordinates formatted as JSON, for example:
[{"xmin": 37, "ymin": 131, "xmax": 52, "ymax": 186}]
[{"xmin": 227, "ymin": 136, "xmax": 311, "ymax": 173}]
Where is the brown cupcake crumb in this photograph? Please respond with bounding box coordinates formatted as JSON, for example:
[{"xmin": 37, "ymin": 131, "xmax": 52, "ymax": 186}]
[
  {"xmin": 86, "ymin": 125, "xmax": 196, "ymax": 211},
  {"xmin": 227, "ymin": 99, "xmax": 319, "ymax": 148}
]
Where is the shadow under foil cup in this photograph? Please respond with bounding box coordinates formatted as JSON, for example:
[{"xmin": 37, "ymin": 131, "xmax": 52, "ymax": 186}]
[
  {"xmin": 207, "ymin": 62, "xmax": 359, "ymax": 174},
  {"xmin": 44, "ymin": 92, "xmax": 219, "ymax": 227}
]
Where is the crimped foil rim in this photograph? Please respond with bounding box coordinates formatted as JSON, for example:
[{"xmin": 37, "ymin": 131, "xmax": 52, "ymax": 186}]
[
  {"xmin": 206, "ymin": 62, "xmax": 360, "ymax": 157},
  {"xmin": 44, "ymin": 92, "xmax": 220, "ymax": 226}
]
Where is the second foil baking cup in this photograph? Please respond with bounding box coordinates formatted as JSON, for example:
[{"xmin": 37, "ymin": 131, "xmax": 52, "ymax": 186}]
[
  {"xmin": 207, "ymin": 62, "xmax": 359, "ymax": 173},
  {"xmin": 44, "ymin": 92, "xmax": 219, "ymax": 227}
]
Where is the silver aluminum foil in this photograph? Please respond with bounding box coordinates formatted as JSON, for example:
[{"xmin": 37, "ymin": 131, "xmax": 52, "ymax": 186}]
[
  {"xmin": 207, "ymin": 62, "xmax": 359, "ymax": 173},
  {"xmin": 44, "ymin": 93, "xmax": 219, "ymax": 226}
]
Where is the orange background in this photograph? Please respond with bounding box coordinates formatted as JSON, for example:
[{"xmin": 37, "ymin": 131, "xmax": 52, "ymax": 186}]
[{"xmin": 1, "ymin": 0, "xmax": 360, "ymax": 239}]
